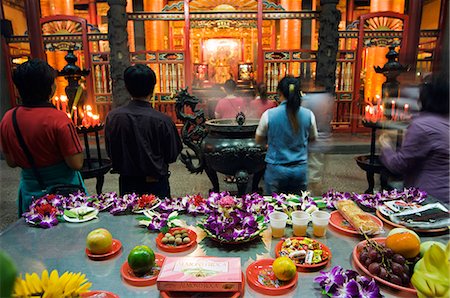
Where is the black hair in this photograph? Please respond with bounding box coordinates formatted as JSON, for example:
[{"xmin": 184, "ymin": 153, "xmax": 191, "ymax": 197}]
[
  {"xmin": 256, "ymin": 82, "xmax": 268, "ymax": 101},
  {"xmin": 277, "ymin": 76, "xmax": 302, "ymax": 133},
  {"xmin": 224, "ymin": 79, "xmax": 237, "ymax": 93},
  {"xmin": 124, "ymin": 64, "xmax": 157, "ymax": 98},
  {"xmin": 419, "ymin": 72, "xmax": 449, "ymax": 115},
  {"xmin": 12, "ymin": 59, "xmax": 56, "ymax": 105}
]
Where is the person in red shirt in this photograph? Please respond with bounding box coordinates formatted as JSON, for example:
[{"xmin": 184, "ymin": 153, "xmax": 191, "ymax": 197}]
[
  {"xmin": 0, "ymin": 59, "xmax": 85, "ymax": 216},
  {"xmin": 214, "ymin": 79, "xmax": 249, "ymax": 119},
  {"xmin": 249, "ymin": 82, "xmax": 277, "ymax": 119}
]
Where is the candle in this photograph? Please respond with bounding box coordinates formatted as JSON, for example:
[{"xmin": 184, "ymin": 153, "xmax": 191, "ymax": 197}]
[
  {"xmin": 404, "ymin": 103, "xmax": 409, "ymax": 114},
  {"xmin": 55, "ymin": 96, "xmax": 60, "ymax": 110},
  {"xmin": 391, "ymin": 100, "xmax": 396, "ymax": 120},
  {"xmin": 73, "ymin": 107, "xmax": 78, "ymax": 126},
  {"xmin": 60, "ymin": 95, "xmax": 68, "ymax": 113},
  {"xmin": 365, "ymin": 105, "xmax": 370, "ymax": 121},
  {"xmin": 66, "ymin": 113, "xmax": 71, "ymax": 119},
  {"xmin": 92, "ymin": 114, "xmax": 100, "ymax": 126}
]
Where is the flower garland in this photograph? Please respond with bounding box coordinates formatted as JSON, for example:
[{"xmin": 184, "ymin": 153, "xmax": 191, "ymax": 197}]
[
  {"xmin": 322, "ymin": 188, "xmax": 427, "ymax": 210},
  {"xmin": 314, "ymin": 266, "xmax": 381, "ymax": 297},
  {"xmin": 23, "ymin": 192, "xmax": 117, "ymax": 228}
]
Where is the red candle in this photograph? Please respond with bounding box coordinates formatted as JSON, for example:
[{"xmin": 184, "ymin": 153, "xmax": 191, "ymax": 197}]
[
  {"xmin": 404, "ymin": 104, "xmax": 409, "ymax": 114},
  {"xmin": 60, "ymin": 95, "xmax": 68, "ymax": 113},
  {"xmin": 391, "ymin": 100, "xmax": 396, "ymax": 120}
]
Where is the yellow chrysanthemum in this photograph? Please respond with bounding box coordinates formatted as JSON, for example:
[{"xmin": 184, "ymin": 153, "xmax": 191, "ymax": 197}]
[{"xmin": 13, "ymin": 269, "xmax": 91, "ymax": 298}]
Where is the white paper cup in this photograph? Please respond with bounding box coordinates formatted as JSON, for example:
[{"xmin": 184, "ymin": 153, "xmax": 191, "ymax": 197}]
[
  {"xmin": 269, "ymin": 211, "xmax": 288, "ymax": 238},
  {"xmin": 311, "ymin": 211, "xmax": 331, "ymax": 237}
]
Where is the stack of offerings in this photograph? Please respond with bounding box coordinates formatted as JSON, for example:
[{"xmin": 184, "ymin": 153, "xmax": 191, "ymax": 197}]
[{"xmin": 156, "ymin": 257, "xmax": 243, "ymax": 295}]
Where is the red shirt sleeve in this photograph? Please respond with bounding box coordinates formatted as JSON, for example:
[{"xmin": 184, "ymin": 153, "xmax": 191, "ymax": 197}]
[{"xmin": 55, "ymin": 116, "xmax": 83, "ymax": 157}]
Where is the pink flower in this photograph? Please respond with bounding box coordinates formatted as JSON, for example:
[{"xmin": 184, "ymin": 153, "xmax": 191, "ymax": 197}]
[{"xmin": 218, "ymin": 195, "xmax": 235, "ymax": 208}]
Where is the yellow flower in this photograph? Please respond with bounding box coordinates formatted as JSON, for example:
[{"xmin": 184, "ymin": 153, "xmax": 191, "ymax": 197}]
[{"xmin": 13, "ymin": 269, "xmax": 91, "ymax": 298}]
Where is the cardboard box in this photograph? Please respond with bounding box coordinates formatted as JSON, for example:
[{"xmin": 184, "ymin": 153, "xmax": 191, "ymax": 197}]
[{"xmin": 157, "ymin": 257, "xmax": 242, "ymax": 292}]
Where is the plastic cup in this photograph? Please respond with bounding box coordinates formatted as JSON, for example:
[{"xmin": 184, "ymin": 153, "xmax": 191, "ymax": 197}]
[
  {"xmin": 311, "ymin": 211, "xmax": 331, "ymax": 237},
  {"xmin": 269, "ymin": 211, "xmax": 288, "ymax": 238},
  {"xmin": 291, "ymin": 211, "xmax": 310, "ymax": 236}
]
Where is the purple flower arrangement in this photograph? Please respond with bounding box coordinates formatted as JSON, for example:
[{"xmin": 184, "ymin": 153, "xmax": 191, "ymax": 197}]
[
  {"xmin": 314, "ymin": 266, "xmax": 382, "ymax": 297},
  {"xmin": 137, "ymin": 211, "xmax": 182, "ymax": 232},
  {"xmin": 198, "ymin": 192, "xmax": 272, "ymax": 243},
  {"xmin": 322, "ymin": 188, "xmax": 427, "ymax": 210},
  {"xmin": 159, "ymin": 194, "xmax": 209, "ymax": 215},
  {"xmin": 23, "ymin": 192, "xmax": 118, "ymax": 228}
]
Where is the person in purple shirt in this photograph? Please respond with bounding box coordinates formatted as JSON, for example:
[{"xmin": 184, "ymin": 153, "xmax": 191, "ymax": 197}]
[{"xmin": 380, "ymin": 73, "xmax": 449, "ymax": 203}]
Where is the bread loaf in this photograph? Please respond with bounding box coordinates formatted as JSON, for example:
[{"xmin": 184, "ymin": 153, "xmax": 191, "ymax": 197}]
[{"xmin": 336, "ymin": 200, "xmax": 381, "ymax": 235}]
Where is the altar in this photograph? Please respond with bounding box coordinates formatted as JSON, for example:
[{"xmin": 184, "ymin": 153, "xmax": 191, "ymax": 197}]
[{"xmin": 1, "ymin": 208, "xmax": 448, "ymax": 297}]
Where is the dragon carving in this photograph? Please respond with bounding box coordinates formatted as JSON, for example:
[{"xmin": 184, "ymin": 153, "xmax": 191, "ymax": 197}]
[{"xmin": 174, "ymin": 88, "xmax": 208, "ymax": 174}]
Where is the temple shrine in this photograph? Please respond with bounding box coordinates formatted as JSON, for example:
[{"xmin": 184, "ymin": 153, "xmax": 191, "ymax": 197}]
[{"xmin": 0, "ymin": 0, "xmax": 448, "ymax": 132}]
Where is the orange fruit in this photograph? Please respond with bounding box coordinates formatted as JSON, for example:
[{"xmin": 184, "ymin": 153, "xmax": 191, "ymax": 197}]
[
  {"xmin": 385, "ymin": 232, "xmax": 421, "ymax": 259},
  {"xmin": 272, "ymin": 256, "xmax": 297, "ymax": 281},
  {"xmin": 86, "ymin": 228, "xmax": 113, "ymax": 254},
  {"xmin": 128, "ymin": 245, "xmax": 155, "ymax": 277}
]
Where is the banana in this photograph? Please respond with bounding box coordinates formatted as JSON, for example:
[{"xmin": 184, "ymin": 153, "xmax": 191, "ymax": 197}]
[{"xmin": 412, "ymin": 242, "xmax": 450, "ymax": 298}]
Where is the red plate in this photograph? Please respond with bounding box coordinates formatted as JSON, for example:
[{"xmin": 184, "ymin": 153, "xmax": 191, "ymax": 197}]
[
  {"xmin": 80, "ymin": 290, "xmax": 120, "ymax": 298},
  {"xmin": 121, "ymin": 253, "xmax": 166, "ymax": 287},
  {"xmin": 375, "ymin": 209, "xmax": 448, "ymax": 234},
  {"xmin": 156, "ymin": 228, "xmax": 197, "ymax": 253},
  {"xmin": 274, "ymin": 237, "xmax": 331, "ymax": 271},
  {"xmin": 352, "ymin": 237, "xmax": 417, "ymax": 294},
  {"xmin": 246, "ymin": 259, "xmax": 298, "ymax": 295},
  {"xmin": 329, "ymin": 211, "xmax": 383, "ymax": 236},
  {"xmin": 160, "ymin": 272, "xmax": 245, "ymax": 298},
  {"xmin": 85, "ymin": 239, "xmax": 122, "ymax": 260}
]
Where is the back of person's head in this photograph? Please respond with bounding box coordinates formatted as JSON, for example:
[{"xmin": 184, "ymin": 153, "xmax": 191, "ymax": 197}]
[
  {"xmin": 419, "ymin": 72, "xmax": 449, "ymax": 115},
  {"xmin": 124, "ymin": 64, "xmax": 157, "ymax": 98},
  {"xmin": 224, "ymin": 79, "xmax": 237, "ymax": 94},
  {"xmin": 256, "ymin": 82, "xmax": 268, "ymax": 100},
  {"xmin": 13, "ymin": 59, "xmax": 56, "ymax": 105},
  {"xmin": 277, "ymin": 76, "xmax": 302, "ymax": 133}
]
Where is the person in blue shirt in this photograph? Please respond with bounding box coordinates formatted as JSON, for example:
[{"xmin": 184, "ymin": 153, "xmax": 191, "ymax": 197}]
[{"xmin": 255, "ymin": 76, "xmax": 318, "ymax": 195}]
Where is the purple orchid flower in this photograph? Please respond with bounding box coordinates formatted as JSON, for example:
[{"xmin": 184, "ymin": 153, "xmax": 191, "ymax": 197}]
[
  {"xmin": 314, "ymin": 266, "xmax": 346, "ymax": 293},
  {"xmin": 334, "ymin": 279, "xmax": 360, "ymax": 298},
  {"xmin": 37, "ymin": 213, "xmax": 59, "ymax": 229}
]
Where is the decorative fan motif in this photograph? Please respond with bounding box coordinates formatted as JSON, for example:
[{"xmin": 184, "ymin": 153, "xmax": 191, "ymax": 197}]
[
  {"xmin": 364, "ymin": 16, "xmax": 403, "ymax": 31},
  {"xmin": 42, "ymin": 20, "xmax": 83, "ymax": 35},
  {"xmin": 189, "ymin": 0, "xmax": 257, "ymax": 11},
  {"xmin": 42, "ymin": 20, "xmax": 83, "ymax": 51}
]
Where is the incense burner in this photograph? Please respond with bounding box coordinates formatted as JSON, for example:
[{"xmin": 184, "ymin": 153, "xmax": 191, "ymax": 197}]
[{"xmin": 175, "ymin": 88, "xmax": 266, "ymax": 195}]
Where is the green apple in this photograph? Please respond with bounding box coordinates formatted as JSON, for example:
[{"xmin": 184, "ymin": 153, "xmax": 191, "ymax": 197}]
[{"xmin": 420, "ymin": 241, "xmax": 447, "ymax": 257}]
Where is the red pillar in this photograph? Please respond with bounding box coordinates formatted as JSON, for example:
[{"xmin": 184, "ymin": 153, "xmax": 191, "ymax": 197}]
[
  {"xmin": 433, "ymin": 0, "xmax": 448, "ymax": 73},
  {"xmin": 88, "ymin": 0, "xmax": 98, "ymax": 26},
  {"xmin": 257, "ymin": 0, "xmax": 264, "ymax": 84},
  {"xmin": 24, "ymin": 0, "xmax": 46, "ymax": 60},
  {"xmin": 403, "ymin": 0, "xmax": 423, "ymax": 76},
  {"xmin": 346, "ymin": 0, "xmax": 354, "ymax": 25},
  {"xmin": 184, "ymin": 0, "xmax": 192, "ymax": 88}
]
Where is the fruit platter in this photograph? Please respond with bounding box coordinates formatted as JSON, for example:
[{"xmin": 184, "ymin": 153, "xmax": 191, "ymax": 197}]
[
  {"xmin": 246, "ymin": 257, "xmax": 298, "ymax": 295},
  {"xmin": 275, "ymin": 237, "xmax": 331, "ymax": 270},
  {"xmin": 353, "ymin": 237, "xmax": 418, "ymax": 293},
  {"xmin": 156, "ymin": 228, "xmax": 197, "ymax": 253}
]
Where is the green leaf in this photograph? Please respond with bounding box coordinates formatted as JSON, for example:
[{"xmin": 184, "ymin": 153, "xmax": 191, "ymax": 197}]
[
  {"xmin": 256, "ymin": 215, "xmax": 264, "ymax": 222},
  {"xmin": 160, "ymin": 226, "xmax": 169, "ymax": 234},
  {"xmin": 64, "ymin": 210, "xmax": 78, "ymax": 218},
  {"xmin": 316, "ymin": 202, "xmax": 327, "ymax": 209},
  {"xmin": 168, "ymin": 215, "xmax": 180, "ymax": 221},
  {"xmin": 288, "ymin": 198, "xmax": 301, "ymax": 203},
  {"xmin": 135, "ymin": 216, "xmax": 150, "ymax": 221}
]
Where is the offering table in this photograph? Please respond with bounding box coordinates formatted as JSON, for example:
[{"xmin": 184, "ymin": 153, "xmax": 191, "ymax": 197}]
[{"xmin": 1, "ymin": 212, "xmax": 448, "ymax": 297}]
